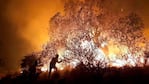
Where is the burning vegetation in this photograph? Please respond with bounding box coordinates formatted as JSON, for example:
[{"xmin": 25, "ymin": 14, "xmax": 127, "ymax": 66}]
[{"xmin": 21, "ymin": 0, "xmax": 149, "ymax": 73}]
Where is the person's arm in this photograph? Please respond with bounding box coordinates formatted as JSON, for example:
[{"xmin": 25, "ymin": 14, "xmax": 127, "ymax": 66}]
[{"xmin": 57, "ymin": 60, "xmax": 62, "ymax": 63}]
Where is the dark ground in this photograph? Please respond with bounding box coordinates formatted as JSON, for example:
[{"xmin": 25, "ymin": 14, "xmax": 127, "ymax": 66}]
[{"xmin": 1, "ymin": 65, "xmax": 149, "ymax": 84}]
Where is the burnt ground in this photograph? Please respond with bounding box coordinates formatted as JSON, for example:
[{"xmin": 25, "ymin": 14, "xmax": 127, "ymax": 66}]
[{"xmin": 1, "ymin": 65, "xmax": 149, "ymax": 84}]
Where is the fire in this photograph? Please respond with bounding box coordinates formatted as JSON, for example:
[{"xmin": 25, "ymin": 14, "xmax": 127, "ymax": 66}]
[
  {"xmin": 40, "ymin": 63, "xmax": 65, "ymax": 72},
  {"xmin": 110, "ymin": 59, "xmax": 126, "ymax": 68},
  {"xmin": 41, "ymin": 65, "xmax": 48, "ymax": 72},
  {"xmin": 38, "ymin": 0, "xmax": 149, "ymax": 72},
  {"xmin": 56, "ymin": 63, "xmax": 64, "ymax": 70}
]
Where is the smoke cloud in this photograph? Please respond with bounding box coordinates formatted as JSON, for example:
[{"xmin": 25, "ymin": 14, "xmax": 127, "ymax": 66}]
[{"xmin": 0, "ymin": 0, "xmax": 64, "ymax": 73}]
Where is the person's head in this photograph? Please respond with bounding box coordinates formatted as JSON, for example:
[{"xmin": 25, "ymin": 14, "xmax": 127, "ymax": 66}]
[{"xmin": 55, "ymin": 54, "xmax": 59, "ymax": 58}]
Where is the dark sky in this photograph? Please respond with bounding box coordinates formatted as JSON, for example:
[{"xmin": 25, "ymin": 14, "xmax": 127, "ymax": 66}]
[{"xmin": 0, "ymin": 0, "xmax": 149, "ymax": 74}]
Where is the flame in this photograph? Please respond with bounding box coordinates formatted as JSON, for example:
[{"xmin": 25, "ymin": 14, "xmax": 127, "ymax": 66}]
[
  {"xmin": 38, "ymin": 0, "xmax": 149, "ymax": 72},
  {"xmin": 56, "ymin": 63, "xmax": 64, "ymax": 70},
  {"xmin": 41, "ymin": 65, "xmax": 48, "ymax": 72}
]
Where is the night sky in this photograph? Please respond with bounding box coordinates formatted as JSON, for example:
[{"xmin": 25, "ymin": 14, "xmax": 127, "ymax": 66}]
[{"xmin": 0, "ymin": 0, "xmax": 149, "ymax": 74}]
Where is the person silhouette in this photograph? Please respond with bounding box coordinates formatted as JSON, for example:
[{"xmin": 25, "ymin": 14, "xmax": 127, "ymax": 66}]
[
  {"xmin": 29, "ymin": 59, "xmax": 38, "ymax": 80},
  {"xmin": 48, "ymin": 54, "xmax": 61, "ymax": 78}
]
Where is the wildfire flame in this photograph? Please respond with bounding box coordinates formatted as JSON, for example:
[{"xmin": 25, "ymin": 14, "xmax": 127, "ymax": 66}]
[{"xmin": 38, "ymin": 0, "xmax": 149, "ymax": 72}]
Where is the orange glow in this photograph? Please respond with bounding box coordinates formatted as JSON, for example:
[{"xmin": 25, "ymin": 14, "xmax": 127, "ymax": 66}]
[
  {"xmin": 144, "ymin": 28, "xmax": 149, "ymax": 40},
  {"xmin": 37, "ymin": 0, "xmax": 149, "ymax": 72},
  {"xmin": 6, "ymin": 0, "xmax": 64, "ymax": 51}
]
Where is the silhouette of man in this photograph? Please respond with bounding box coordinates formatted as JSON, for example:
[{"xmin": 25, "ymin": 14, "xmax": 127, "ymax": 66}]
[
  {"xmin": 48, "ymin": 54, "xmax": 61, "ymax": 78},
  {"xmin": 29, "ymin": 59, "xmax": 38, "ymax": 80}
]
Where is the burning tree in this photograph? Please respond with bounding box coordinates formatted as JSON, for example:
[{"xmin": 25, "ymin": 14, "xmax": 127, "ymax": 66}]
[{"xmin": 21, "ymin": 0, "xmax": 149, "ymax": 72}]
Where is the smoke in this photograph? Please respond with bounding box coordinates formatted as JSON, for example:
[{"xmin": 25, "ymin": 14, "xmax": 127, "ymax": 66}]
[
  {"xmin": 104, "ymin": 0, "xmax": 149, "ymax": 39},
  {"xmin": 0, "ymin": 0, "xmax": 64, "ymax": 73}
]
